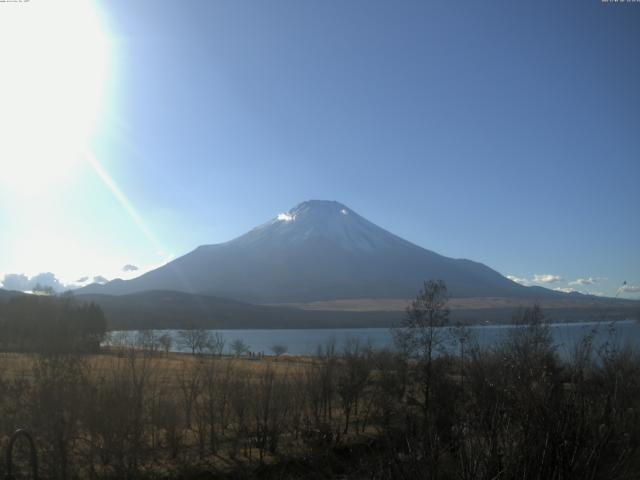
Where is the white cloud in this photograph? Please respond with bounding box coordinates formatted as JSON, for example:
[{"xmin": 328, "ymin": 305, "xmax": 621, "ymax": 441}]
[
  {"xmin": 1, "ymin": 273, "xmax": 30, "ymax": 291},
  {"xmin": 554, "ymin": 287, "xmax": 607, "ymax": 297},
  {"xmin": 553, "ymin": 287, "xmax": 569, "ymax": 293},
  {"xmin": 533, "ymin": 274, "xmax": 563, "ymax": 284},
  {"xmin": 1, "ymin": 272, "xmax": 66, "ymax": 292},
  {"xmin": 507, "ymin": 275, "xmax": 529, "ymax": 285},
  {"xmin": 620, "ymin": 284, "xmax": 640, "ymax": 293},
  {"xmin": 1, "ymin": 260, "xmax": 165, "ymax": 292},
  {"xmin": 554, "ymin": 287, "xmax": 579, "ymax": 294},
  {"xmin": 507, "ymin": 273, "xmax": 564, "ymax": 285},
  {"xmin": 569, "ymin": 277, "xmax": 606, "ymax": 286}
]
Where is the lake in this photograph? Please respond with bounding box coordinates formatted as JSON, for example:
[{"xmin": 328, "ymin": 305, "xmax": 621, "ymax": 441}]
[{"xmin": 108, "ymin": 319, "xmax": 640, "ymax": 357}]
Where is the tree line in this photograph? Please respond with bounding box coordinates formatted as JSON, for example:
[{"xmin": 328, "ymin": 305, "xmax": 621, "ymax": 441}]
[{"xmin": 0, "ymin": 293, "xmax": 107, "ymax": 353}]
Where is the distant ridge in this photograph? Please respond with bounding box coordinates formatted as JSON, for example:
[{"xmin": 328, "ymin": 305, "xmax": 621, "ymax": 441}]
[
  {"xmin": 74, "ymin": 290, "xmax": 639, "ymax": 330},
  {"xmin": 0, "ymin": 289, "xmax": 24, "ymax": 302},
  {"xmin": 2, "ymin": 288, "xmax": 637, "ymax": 330},
  {"xmin": 78, "ymin": 200, "xmax": 571, "ymax": 302}
]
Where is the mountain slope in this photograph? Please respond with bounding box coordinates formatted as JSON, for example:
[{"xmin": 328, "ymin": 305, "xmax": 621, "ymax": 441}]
[{"xmin": 79, "ymin": 200, "xmax": 563, "ymax": 302}]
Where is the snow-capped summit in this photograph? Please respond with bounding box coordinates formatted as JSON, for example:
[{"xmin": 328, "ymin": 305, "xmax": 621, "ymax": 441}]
[
  {"xmin": 78, "ymin": 200, "xmax": 561, "ymax": 303},
  {"xmin": 272, "ymin": 200, "xmax": 352, "ymax": 225},
  {"xmin": 235, "ymin": 200, "xmax": 403, "ymax": 252}
]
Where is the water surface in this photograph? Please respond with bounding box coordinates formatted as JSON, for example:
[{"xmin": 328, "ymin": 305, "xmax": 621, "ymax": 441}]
[{"xmin": 108, "ymin": 319, "xmax": 640, "ymax": 357}]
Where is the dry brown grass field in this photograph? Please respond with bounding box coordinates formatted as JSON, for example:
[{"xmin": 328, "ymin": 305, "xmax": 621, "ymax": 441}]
[
  {"xmin": 1, "ymin": 311, "xmax": 640, "ymax": 479},
  {"xmin": 0, "ymin": 349, "xmax": 384, "ymax": 478},
  {"xmin": 0, "ymin": 350, "xmax": 315, "ymax": 381}
]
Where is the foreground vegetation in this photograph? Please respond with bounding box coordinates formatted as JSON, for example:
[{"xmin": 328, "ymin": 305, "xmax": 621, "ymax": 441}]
[
  {"xmin": 1, "ymin": 327, "xmax": 639, "ymax": 479},
  {"xmin": 0, "ymin": 283, "xmax": 639, "ymax": 479}
]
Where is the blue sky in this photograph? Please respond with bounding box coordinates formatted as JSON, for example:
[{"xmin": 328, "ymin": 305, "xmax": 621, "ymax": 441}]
[{"xmin": 0, "ymin": 0, "xmax": 638, "ymax": 297}]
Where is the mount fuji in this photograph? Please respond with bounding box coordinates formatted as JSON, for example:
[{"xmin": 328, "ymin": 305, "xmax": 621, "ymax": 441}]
[{"xmin": 78, "ymin": 200, "xmax": 561, "ymax": 302}]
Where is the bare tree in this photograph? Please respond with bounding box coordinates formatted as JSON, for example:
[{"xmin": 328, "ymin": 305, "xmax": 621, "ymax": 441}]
[
  {"xmin": 393, "ymin": 279, "xmax": 450, "ymax": 429},
  {"xmin": 205, "ymin": 332, "xmax": 226, "ymax": 357},
  {"xmin": 31, "ymin": 354, "xmax": 89, "ymax": 479},
  {"xmin": 253, "ymin": 368, "xmax": 291, "ymax": 461},
  {"xmin": 449, "ymin": 322, "xmax": 474, "ymax": 389},
  {"xmin": 337, "ymin": 338, "xmax": 371, "ymax": 433},
  {"xmin": 177, "ymin": 362, "xmax": 201, "ymax": 431},
  {"xmin": 230, "ymin": 338, "xmax": 249, "ymax": 357},
  {"xmin": 270, "ymin": 343, "xmax": 288, "ymax": 357},
  {"xmin": 158, "ymin": 333, "xmax": 173, "ymax": 356},
  {"xmin": 136, "ymin": 329, "xmax": 160, "ymax": 356},
  {"xmin": 178, "ymin": 329, "xmax": 209, "ymax": 356}
]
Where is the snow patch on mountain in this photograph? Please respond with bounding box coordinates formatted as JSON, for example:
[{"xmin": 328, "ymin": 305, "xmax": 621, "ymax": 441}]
[{"xmin": 277, "ymin": 212, "xmax": 295, "ymax": 222}]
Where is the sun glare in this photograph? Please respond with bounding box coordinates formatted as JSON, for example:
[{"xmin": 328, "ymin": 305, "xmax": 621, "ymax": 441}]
[{"xmin": 0, "ymin": 0, "xmax": 108, "ymax": 194}]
